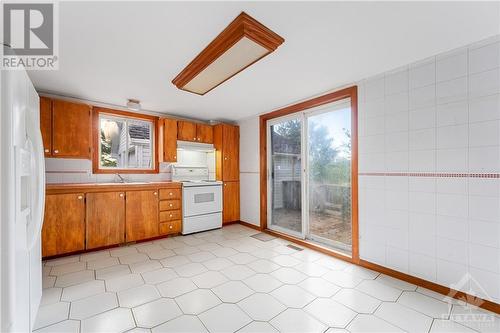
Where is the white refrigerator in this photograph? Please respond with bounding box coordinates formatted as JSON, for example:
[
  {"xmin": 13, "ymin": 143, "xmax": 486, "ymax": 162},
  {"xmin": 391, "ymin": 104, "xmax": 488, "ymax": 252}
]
[{"xmin": 1, "ymin": 54, "xmax": 45, "ymax": 332}]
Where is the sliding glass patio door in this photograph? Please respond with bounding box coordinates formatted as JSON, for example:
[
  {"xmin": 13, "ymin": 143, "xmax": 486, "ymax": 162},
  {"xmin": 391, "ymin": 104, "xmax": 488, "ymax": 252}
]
[
  {"xmin": 267, "ymin": 98, "xmax": 353, "ymax": 255},
  {"xmin": 267, "ymin": 115, "xmax": 304, "ymax": 238}
]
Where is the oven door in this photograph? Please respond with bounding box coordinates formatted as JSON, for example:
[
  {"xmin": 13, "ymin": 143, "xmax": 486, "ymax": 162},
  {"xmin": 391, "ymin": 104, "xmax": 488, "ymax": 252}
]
[{"xmin": 183, "ymin": 185, "xmax": 222, "ymax": 217}]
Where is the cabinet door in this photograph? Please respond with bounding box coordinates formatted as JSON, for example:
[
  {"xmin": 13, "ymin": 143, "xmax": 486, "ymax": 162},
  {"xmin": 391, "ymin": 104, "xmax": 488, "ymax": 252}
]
[
  {"xmin": 125, "ymin": 190, "xmax": 159, "ymax": 242},
  {"xmin": 52, "ymin": 100, "xmax": 91, "ymax": 158},
  {"xmin": 222, "ymin": 125, "xmax": 240, "ymax": 181},
  {"xmin": 197, "ymin": 124, "xmax": 213, "ymax": 143},
  {"xmin": 40, "ymin": 97, "xmax": 52, "ymax": 156},
  {"xmin": 177, "ymin": 121, "xmax": 197, "ymax": 142},
  {"xmin": 86, "ymin": 192, "xmax": 125, "ymax": 249},
  {"xmin": 223, "ymin": 181, "xmax": 240, "ymax": 224},
  {"xmin": 42, "ymin": 193, "xmax": 86, "ymax": 257},
  {"xmin": 163, "ymin": 118, "xmax": 177, "ymax": 162}
]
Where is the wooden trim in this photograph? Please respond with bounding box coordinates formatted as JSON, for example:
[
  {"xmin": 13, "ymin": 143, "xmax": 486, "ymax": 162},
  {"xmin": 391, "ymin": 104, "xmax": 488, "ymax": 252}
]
[
  {"xmin": 360, "ymin": 260, "xmax": 500, "ymax": 315},
  {"xmin": 238, "ymin": 220, "xmax": 263, "ymax": 232},
  {"xmin": 92, "ymin": 107, "xmax": 160, "ymax": 174},
  {"xmin": 172, "ymin": 12, "xmax": 284, "ymax": 95},
  {"xmin": 263, "ymin": 228, "xmax": 354, "ymax": 263},
  {"xmin": 259, "ymin": 86, "xmax": 359, "ymax": 262}
]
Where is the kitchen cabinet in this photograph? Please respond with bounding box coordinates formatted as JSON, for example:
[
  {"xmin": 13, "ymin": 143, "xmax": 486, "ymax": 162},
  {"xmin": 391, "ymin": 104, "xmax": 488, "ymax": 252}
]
[
  {"xmin": 223, "ymin": 181, "xmax": 240, "ymax": 224},
  {"xmin": 125, "ymin": 190, "xmax": 159, "ymax": 242},
  {"xmin": 52, "ymin": 99, "xmax": 92, "ymax": 158},
  {"xmin": 42, "ymin": 193, "xmax": 86, "ymax": 257},
  {"xmin": 177, "ymin": 120, "xmax": 213, "ymax": 143},
  {"xmin": 161, "ymin": 118, "xmax": 178, "ymax": 162},
  {"xmin": 196, "ymin": 124, "xmax": 213, "ymax": 143},
  {"xmin": 177, "ymin": 121, "xmax": 197, "ymax": 141},
  {"xmin": 86, "ymin": 192, "xmax": 125, "ymax": 249},
  {"xmin": 40, "ymin": 97, "xmax": 52, "ymax": 156},
  {"xmin": 214, "ymin": 123, "xmax": 239, "ymax": 181},
  {"xmin": 39, "ymin": 98, "xmax": 92, "ymax": 158}
]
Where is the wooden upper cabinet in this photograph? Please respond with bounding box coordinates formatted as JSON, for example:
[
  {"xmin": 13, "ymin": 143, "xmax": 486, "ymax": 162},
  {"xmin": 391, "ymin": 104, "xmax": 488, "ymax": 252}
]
[
  {"xmin": 177, "ymin": 121, "xmax": 197, "ymax": 142},
  {"xmin": 42, "ymin": 193, "xmax": 86, "ymax": 257},
  {"xmin": 197, "ymin": 124, "xmax": 213, "ymax": 143},
  {"xmin": 86, "ymin": 192, "xmax": 125, "ymax": 249},
  {"xmin": 223, "ymin": 181, "xmax": 240, "ymax": 224},
  {"xmin": 214, "ymin": 124, "xmax": 239, "ymax": 181},
  {"xmin": 51, "ymin": 99, "xmax": 92, "ymax": 158},
  {"xmin": 40, "ymin": 97, "xmax": 52, "ymax": 156},
  {"xmin": 162, "ymin": 118, "xmax": 178, "ymax": 162},
  {"xmin": 125, "ymin": 190, "xmax": 159, "ymax": 242}
]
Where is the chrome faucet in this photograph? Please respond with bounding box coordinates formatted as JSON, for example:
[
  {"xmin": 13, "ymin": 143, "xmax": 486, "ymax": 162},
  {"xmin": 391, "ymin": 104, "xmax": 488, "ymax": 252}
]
[{"xmin": 115, "ymin": 173, "xmax": 126, "ymax": 183}]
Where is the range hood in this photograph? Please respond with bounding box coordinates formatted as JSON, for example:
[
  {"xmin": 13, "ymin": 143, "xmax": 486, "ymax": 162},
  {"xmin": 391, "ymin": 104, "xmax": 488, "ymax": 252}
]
[{"xmin": 177, "ymin": 140, "xmax": 215, "ymax": 152}]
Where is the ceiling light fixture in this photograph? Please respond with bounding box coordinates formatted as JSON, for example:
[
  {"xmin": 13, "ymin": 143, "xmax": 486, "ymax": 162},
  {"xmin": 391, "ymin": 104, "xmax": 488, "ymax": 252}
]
[
  {"xmin": 172, "ymin": 12, "xmax": 284, "ymax": 95},
  {"xmin": 126, "ymin": 99, "xmax": 141, "ymax": 111}
]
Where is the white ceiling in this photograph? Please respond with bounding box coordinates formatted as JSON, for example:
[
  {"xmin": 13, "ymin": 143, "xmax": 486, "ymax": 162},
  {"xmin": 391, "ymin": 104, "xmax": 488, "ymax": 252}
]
[{"xmin": 28, "ymin": 1, "xmax": 500, "ymax": 121}]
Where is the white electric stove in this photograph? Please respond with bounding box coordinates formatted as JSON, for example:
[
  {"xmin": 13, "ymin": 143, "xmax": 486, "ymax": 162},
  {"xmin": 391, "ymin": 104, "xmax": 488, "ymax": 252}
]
[{"xmin": 172, "ymin": 166, "xmax": 222, "ymax": 234}]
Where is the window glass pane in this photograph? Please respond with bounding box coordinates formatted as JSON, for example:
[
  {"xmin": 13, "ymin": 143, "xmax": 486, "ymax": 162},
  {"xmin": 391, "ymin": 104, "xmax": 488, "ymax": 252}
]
[
  {"xmin": 127, "ymin": 119, "xmax": 153, "ymax": 169},
  {"xmin": 99, "ymin": 115, "xmax": 154, "ymax": 170},
  {"xmin": 100, "ymin": 117, "xmax": 125, "ymax": 168}
]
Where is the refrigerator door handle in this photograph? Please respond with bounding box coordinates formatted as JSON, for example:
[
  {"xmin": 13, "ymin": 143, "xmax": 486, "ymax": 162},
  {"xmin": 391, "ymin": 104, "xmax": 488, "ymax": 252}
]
[{"xmin": 25, "ymin": 107, "xmax": 45, "ymax": 251}]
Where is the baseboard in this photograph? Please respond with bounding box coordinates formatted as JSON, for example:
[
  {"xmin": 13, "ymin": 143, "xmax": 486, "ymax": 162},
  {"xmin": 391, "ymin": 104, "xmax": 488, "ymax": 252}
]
[
  {"xmin": 237, "ymin": 220, "xmax": 263, "ymax": 231},
  {"xmin": 237, "ymin": 222, "xmax": 500, "ymax": 315},
  {"xmin": 360, "ymin": 260, "xmax": 500, "ymax": 314}
]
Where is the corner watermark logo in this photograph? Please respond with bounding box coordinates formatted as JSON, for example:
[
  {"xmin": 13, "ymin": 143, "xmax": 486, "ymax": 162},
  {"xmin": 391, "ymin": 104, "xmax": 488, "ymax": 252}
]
[{"xmin": 2, "ymin": 2, "xmax": 58, "ymax": 70}]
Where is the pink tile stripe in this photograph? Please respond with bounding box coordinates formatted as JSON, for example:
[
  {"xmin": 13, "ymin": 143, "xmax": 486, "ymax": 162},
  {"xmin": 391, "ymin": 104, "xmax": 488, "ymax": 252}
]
[{"xmin": 359, "ymin": 172, "xmax": 500, "ymax": 178}]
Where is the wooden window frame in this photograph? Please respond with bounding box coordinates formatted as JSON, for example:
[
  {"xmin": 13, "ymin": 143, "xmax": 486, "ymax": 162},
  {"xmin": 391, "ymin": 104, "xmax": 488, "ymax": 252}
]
[
  {"xmin": 259, "ymin": 86, "xmax": 359, "ymax": 263},
  {"xmin": 92, "ymin": 107, "xmax": 159, "ymax": 174}
]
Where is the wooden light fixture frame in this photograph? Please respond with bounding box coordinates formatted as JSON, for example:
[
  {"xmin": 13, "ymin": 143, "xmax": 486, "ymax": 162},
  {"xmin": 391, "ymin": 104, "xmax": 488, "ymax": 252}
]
[{"xmin": 172, "ymin": 12, "xmax": 284, "ymax": 95}]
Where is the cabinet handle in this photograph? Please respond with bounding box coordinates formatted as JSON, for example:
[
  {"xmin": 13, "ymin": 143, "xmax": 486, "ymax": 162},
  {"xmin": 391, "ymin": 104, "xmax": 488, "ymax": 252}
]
[
  {"xmin": 224, "ymin": 157, "xmax": 227, "ymax": 160},
  {"xmin": 169, "ymin": 214, "xmax": 173, "ymax": 217},
  {"xmin": 77, "ymin": 195, "xmax": 83, "ymax": 200},
  {"xmin": 119, "ymin": 193, "xmax": 124, "ymax": 198},
  {"xmin": 193, "ymin": 137, "xmax": 196, "ymax": 141},
  {"xmin": 153, "ymin": 192, "xmax": 158, "ymax": 196},
  {"xmin": 44, "ymin": 148, "xmax": 49, "ymax": 153},
  {"xmin": 224, "ymin": 183, "xmax": 227, "ymax": 186},
  {"xmin": 169, "ymin": 192, "xmax": 173, "ymax": 196},
  {"xmin": 169, "ymin": 225, "xmax": 173, "ymax": 229},
  {"xmin": 174, "ymin": 155, "xmax": 176, "ymax": 159},
  {"xmin": 53, "ymin": 149, "xmax": 59, "ymax": 154},
  {"xmin": 169, "ymin": 203, "xmax": 173, "ymax": 207}
]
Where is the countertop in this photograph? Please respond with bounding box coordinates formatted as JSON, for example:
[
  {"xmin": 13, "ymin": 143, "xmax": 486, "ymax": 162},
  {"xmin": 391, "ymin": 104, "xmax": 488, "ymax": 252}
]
[{"xmin": 46, "ymin": 181, "xmax": 182, "ymax": 194}]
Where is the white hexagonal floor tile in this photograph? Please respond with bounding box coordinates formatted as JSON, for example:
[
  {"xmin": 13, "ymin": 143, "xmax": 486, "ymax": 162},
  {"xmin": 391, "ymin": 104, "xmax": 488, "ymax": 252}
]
[
  {"xmin": 118, "ymin": 284, "xmax": 160, "ymax": 308},
  {"xmin": 332, "ymin": 288, "xmax": 381, "ymax": 314},
  {"xmin": 142, "ymin": 268, "xmax": 178, "ymax": 284},
  {"xmin": 151, "ymin": 315, "xmax": 207, "ymax": 333},
  {"xmin": 270, "ymin": 267, "xmax": 307, "ymax": 284},
  {"xmin": 237, "ymin": 293, "xmax": 286, "ymax": 321},
  {"xmin": 238, "ymin": 322, "xmax": 278, "ymax": 333},
  {"xmin": 271, "ymin": 285, "xmax": 316, "ymax": 308},
  {"xmin": 132, "ymin": 298, "xmax": 182, "ymax": 328},
  {"xmin": 175, "ymin": 289, "xmax": 221, "ymax": 314},
  {"xmin": 304, "ymin": 298, "xmax": 357, "ymax": 327},
  {"xmin": 69, "ymin": 292, "xmax": 118, "ymax": 320},
  {"xmin": 191, "ymin": 271, "xmax": 228, "ymax": 289},
  {"xmin": 243, "ymin": 274, "xmax": 282, "ymax": 293},
  {"xmin": 198, "ymin": 304, "xmax": 252, "ymax": 333},
  {"xmin": 174, "ymin": 263, "xmax": 208, "ymax": 277},
  {"xmin": 270, "ymin": 308, "xmax": 327, "ymax": 333},
  {"xmin": 81, "ymin": 307, "xmax": 135, "ymax": 333},
  {"xmin": 221, "ymin": 265, "xmax": 256, "ymax": 280},
  {"xmin": 298, "ymin": 277, "xmax": 341, "ymax": 297},
  {"xmin": 157, "ymin": 277, "xmax": 197, "ymax": 298},
  {"xmin": 202, "ymin": 257, "xmax": 233, "ymax": 271},
  {"xmin": 212, "ymin": 281, "xmax": 254, "ymax": 303}
]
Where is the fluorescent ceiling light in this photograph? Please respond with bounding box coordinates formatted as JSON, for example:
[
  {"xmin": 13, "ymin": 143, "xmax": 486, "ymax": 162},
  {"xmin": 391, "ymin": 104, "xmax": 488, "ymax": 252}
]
[{"xmin": 172, "ymin": 12, "xmax": 284, "ymax": 95}]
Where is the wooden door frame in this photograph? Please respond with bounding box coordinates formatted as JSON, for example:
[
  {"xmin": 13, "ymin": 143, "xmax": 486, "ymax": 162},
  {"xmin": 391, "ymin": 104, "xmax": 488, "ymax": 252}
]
[{"xmin": 259, "ymin": 86, "xmax": 359, "ymax": 263}]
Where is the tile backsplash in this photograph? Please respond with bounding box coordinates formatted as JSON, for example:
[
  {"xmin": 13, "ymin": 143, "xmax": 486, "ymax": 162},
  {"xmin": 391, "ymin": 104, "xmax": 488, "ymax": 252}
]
[{"xmin": 45, "ymin": 150, "xmax": 215, "ymax": 183}]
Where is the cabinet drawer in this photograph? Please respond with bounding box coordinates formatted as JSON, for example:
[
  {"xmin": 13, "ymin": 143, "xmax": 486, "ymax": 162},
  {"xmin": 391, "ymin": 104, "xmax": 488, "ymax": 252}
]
[
  {"xmin": 159, "ymin": 200, "xmax": 181, "ymax": 211},
  {"xmin": 159, "ymin": 188, "xmax": 181, "ymax": 200},
  {"xmin": 159, "ymin": 210, "xmax": 182, "ymax": 222},
  {"xmin": 159, "ymin": 221, "xmax": 181, "ymax": 235}
]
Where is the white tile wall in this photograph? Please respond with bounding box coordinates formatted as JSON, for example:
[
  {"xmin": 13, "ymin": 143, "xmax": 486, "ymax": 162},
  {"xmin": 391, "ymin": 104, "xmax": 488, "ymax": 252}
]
[{"xmin": 359, "ymin": 35, "xmax": 500, "ymax": 303}]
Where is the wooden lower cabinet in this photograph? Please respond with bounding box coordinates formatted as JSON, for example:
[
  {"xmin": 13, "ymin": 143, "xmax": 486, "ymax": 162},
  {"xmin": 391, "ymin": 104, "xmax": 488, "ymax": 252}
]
[
  {"xmin": 42, "ymin": 193, "xmax": 86, "ymax": 257},
  {"xmin": 125, "ymin": 190, "xmax": 159, "ymax": 242},
  {"xmin": 86, "ymin": 192, "xmax": 125, "ymax": 249},
  {"xmin": 223, "ymin": 181, "xmax": 240, "ymax": 224}
]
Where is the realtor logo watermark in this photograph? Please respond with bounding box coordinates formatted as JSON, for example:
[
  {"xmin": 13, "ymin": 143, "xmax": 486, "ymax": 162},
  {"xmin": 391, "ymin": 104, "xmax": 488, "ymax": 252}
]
[{"xmin": 2, "ymin": 2, "xmax": 58, "ymax": 69}]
